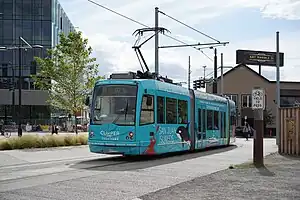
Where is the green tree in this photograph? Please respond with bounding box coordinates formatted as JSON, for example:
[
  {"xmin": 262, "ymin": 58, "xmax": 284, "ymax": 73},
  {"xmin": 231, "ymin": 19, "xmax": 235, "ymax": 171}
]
[
  {"xmin": 32, "ymin": 31, "xmax": 100, "ymax": 134},
  {"xmin": 264, "ymin": 109, "xmax": 275, "ymax": 125},
  {"xmin": 263, "ymin": 109, "xmax": 275, "ymax": 137}
]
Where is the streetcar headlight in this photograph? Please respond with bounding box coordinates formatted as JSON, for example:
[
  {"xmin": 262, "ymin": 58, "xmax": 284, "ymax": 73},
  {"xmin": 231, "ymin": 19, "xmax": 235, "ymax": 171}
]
[
  {"xmin": 89, "ymin": 131, "xmax": 94, "ymax": 137},
  {"xmin": 128, "ymin": 132, "xmax": 134, "ymax": 139}
]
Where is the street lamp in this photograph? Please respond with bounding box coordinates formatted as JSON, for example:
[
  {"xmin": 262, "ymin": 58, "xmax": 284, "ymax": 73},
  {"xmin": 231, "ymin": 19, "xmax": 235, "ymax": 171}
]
[{"xmin": 0, "ymin": 37, "xmax": 43, "ymax": 136}]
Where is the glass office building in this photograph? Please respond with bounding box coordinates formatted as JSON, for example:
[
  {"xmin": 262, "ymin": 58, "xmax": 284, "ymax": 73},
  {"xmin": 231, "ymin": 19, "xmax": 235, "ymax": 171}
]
[{"xmin": 0, "ymin": 0, "xmax": 74, "ymax": 124}]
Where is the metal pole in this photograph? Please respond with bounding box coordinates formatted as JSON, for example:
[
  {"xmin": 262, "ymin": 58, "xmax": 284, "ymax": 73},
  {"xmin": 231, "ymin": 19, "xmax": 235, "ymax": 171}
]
[
  {"xmin": 18, "ymin": 37, "xmax": 22, "ymax": 137},
  {"xmin": 154, "ymin": 7, "xmax": 159, "ymax": 76},
  {"xmin": 188, "ymin": 56, "xmax": 191, "ymax": 89},
  {"xmin": 220, "ymin": 53, "xmax": 224, "ymax": 96},
  {"xmin": 213, "ymin": 48, "xmax": 218, "ymax": 94},
  {"xmin": 12, "ymin": 65, "xmax": 15, "ymax": 124},
  {"xmin": 276, "ymin": 31, "xmax": 280, "ymax": 146}
]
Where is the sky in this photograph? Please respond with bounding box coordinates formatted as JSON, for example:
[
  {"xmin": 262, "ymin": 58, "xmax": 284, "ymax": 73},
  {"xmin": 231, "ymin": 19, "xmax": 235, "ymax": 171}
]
[{"xmin": 59, "ymin": 0, "xmax": 300, "ymax": 86}]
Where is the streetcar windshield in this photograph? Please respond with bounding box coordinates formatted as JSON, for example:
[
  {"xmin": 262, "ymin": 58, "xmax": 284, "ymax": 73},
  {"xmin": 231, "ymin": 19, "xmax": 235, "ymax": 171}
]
[{"xmin": 91, "ymin": 84, "xmax": 137, "ymax": 126}]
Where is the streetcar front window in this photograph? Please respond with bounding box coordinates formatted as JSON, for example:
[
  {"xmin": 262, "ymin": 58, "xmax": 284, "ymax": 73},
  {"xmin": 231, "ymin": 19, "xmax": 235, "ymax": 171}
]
[{"xmin": 91, "ymin": 84, "xmax": 137, "ymax": 126}]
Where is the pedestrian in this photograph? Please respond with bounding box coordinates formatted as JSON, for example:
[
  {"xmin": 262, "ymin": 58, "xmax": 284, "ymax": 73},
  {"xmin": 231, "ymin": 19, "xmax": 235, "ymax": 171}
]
[
  {"xmin": 243, "ymin": 122, "xmax": 250, "ymax": 141},
  {"xmin": 55, "ymin": 125, "xmax": 59, "ymax": 134},
  {"xmin": 51, "ymin": 124, "xmax": 55, "ymax": 135}
]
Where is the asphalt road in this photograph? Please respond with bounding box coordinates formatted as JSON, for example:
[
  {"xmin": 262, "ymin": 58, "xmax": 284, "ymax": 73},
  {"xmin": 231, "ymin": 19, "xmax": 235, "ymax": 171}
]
[
  {"xmin": 0, "ymin": 138, "xmax": 278, "ymax": 200},
  {"xmin": 139, "ymin": 153, "xmax": 300, "ymax": 200}
]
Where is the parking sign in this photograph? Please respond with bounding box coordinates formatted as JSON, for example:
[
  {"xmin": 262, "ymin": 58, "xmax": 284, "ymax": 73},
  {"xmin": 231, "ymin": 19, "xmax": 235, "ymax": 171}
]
[{"xmin": 252, "ymin": 88, "xmax": 265, "ymax": 109}]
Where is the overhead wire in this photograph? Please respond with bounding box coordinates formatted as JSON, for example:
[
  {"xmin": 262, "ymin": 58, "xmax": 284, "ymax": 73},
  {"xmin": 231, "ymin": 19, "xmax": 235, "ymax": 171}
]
[
  {"xmin": 87, "ymin": 0, "xmax": 148, "ymax": 27},
  {"xmin": 158, "ymin": 10, "xmax": 220, "ymax": 43},
  {"xmin": 87, "ymin": 0, "xmax": 213, "ymax": 61}
]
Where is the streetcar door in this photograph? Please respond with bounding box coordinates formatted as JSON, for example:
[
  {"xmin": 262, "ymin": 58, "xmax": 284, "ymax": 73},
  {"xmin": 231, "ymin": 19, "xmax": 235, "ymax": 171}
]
[
  {"xmin": 137, "ymin": 93, "xmax": 156, "ymax": 154},
  {"xmin": 226, "ymin": 98, "xmax": 230, "ymax": 146},
  {"xmin": 189, "ymin": 89, "xmax": 195, "ymax": 151}
]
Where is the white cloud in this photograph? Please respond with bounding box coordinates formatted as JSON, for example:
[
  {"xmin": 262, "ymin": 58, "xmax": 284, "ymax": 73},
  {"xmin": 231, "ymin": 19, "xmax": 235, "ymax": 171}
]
[
  {"xmin": 261, "ymin": 0, "xmax": 300, "ymax": 20},
  {"xmin": 60, "ymin": 0, "xmax": 300, "ymax": 83}
]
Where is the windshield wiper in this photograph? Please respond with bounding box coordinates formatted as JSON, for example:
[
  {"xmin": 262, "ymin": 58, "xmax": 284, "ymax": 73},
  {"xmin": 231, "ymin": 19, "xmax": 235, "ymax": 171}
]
[{"xmin": 112, "ymin": 100, "xmax": 128, "ymax": 124}]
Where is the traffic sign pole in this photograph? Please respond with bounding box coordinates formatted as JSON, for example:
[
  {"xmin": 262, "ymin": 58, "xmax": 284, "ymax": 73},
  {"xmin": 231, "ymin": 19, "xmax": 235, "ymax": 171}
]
[{"xmin": 252, "ymin": 87, "xmax": 264, "ymax": 167}]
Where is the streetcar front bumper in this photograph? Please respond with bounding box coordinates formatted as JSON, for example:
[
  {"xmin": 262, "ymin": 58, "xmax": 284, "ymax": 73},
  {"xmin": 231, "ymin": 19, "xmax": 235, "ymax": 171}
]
[{"xmin": 88, "ymin": 141, "xmax": 142, "ymax": 155}]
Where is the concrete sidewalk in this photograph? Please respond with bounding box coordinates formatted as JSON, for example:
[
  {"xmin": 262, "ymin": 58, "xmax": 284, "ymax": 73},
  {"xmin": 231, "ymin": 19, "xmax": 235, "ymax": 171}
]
[
  {"xmin": 0, "ymin": 145, "xmax": 104, "ymax": 168},
  {"xmin": 139, "ymin": 152, "xmax": 300, "ymax": 200}
]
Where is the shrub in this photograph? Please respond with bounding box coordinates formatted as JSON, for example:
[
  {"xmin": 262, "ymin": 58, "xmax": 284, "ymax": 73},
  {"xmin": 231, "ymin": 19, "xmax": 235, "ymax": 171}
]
[{"xmin": 0, "ymin": 134, "xmax": 88, "ymax": 150}]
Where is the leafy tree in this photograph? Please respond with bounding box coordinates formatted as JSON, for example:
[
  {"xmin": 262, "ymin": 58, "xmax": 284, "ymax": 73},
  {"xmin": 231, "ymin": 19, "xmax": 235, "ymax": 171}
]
[
  {"xmin": 263, "ymin": 109, "xmax": 275, "ymax": 136},
  {"xmin": 264, "ymin": 109, "xmax": 274, "ymax": 125},
  {"xmin": 32, "ymin": 31, "xmax": 100, "ymax": 134}
]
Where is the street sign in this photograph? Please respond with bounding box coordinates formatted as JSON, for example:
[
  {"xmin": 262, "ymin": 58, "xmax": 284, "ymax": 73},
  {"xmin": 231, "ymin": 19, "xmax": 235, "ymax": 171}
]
[
  {"xmin": 252, "ymin": 88, "xmax": 265, "ymax": 110},
  {"xmin": 236, "ymin": 49, "xmax": 284, "ymax": 67}
]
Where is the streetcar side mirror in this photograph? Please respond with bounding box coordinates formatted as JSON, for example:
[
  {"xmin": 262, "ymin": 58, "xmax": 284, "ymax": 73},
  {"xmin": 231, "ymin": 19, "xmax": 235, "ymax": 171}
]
[{"xmin": 85, "ymin": 96, "xmax": 90, "ymax": 106}]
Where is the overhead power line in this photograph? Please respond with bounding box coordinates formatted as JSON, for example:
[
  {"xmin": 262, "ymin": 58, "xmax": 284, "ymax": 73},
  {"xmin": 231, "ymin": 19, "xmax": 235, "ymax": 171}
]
[
  {"xmin": 158, "ymin": 10, "xmax": 220, "ymax": 43},
  {"xmin": 87, "ymin": 0, "xmax": 213, "ymax": 61},
  {"xmin": 199, "ymin": 50, "xmax": 213, "ymax": 62},
  {"xmin": 87, "ymin": 0, "xmax": 148, "ymax": 27}
]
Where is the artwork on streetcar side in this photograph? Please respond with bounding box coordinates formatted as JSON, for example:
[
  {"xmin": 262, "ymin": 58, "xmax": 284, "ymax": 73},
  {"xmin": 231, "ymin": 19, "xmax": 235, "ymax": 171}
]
[
  {"xmin": 176, "ymin": 122, "xmax": 190, "ymax": 147},
  {"xmin": 144, "ymin": 134, "xmax": 156, "ymax": 155}
]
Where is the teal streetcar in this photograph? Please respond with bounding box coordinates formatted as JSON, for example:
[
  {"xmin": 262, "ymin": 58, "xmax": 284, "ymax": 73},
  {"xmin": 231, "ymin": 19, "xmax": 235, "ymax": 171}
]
[{"xmin": 85, "ymin": 72, "xmax": 237, "ymax": 156}]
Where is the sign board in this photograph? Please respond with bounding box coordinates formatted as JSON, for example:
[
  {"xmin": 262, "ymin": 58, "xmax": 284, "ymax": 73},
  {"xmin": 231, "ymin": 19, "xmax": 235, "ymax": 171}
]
[
  {"xmin": 236, "ymin": 49, "xmax": 284, "ymax": 67},
  {"xmin": 252, "ymin": 88, "xmax": 265, "ymax": 110}
]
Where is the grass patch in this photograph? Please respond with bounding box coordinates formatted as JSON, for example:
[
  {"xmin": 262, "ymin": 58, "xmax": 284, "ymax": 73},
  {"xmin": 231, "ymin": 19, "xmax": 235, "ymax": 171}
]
[
  {"xmin": 229, "ymin": 162, "xmax": 275, "ymax": 169},
  {"xmin": 229, "ymin": 162, "xmax": 255, "ymax": 169},
  {"xmin": 0, "ymin": 134, "xmax": 88, "ymax": 150}
]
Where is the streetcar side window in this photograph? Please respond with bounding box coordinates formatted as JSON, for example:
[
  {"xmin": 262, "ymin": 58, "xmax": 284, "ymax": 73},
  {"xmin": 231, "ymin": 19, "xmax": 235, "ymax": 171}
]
[
  {"xmin": 178, "ymin": 100, "xmax": 188, "ymax": 124},
  {"xmin": 166, "ymin": 97, "xmax": 177, "ymax": 124},
  {"xmin": 140, "ymin": 95, "xmax": 154, "ymax": 125},
  {"xmin": 213, "ymin": 111, "xmax": 219, "ymax": 130},
  {"xmin": 157, "ymin": 96, "xmax": 165, "ymax": 124},
  {"xmin": 198, "ymin": 109, "xmax": 202, "ymax": 132},
  {"xmin": 221, "ymin": 112, "xmax": 226, "ymax": 138},
  {"xmin": 206, "ymin": 110, "xmax": 213, "ymax": 130},
  {"xmin": 203, "ymin": 110, "xmax": 207, "ymax": 131}
]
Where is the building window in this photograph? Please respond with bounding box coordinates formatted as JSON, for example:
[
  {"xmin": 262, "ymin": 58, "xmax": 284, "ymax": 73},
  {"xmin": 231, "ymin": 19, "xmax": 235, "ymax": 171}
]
[
  {"xmin": 280, "ymin": 96, "xmax": 300, "ymax": 107},
  {"xmin": 225, "ymin": 94, "xmax": 238, "ymax": 106},
  {"xmin": 242, "ymin": 94, "xmax": 251, "ymax": 108},
  {"xmin": 242, "ymin": 94, "xmax": 267, "ymax": 108},
  {"xmin": 1, "ymin": 64, "xmax": 8, "ymax": 77},
  {"xmin": 60, "ymin": 17, "xmax": 63, "ymax": 30}
]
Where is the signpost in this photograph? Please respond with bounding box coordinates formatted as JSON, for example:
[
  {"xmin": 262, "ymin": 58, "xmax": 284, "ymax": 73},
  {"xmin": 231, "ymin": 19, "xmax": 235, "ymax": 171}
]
[
  {"xmin": 252, "ymin": 87, "xmax": 265, "ymax": 167},
  {"xmin": 236, "ymin": 45, "xmax": 284, "ymax": 147}
]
